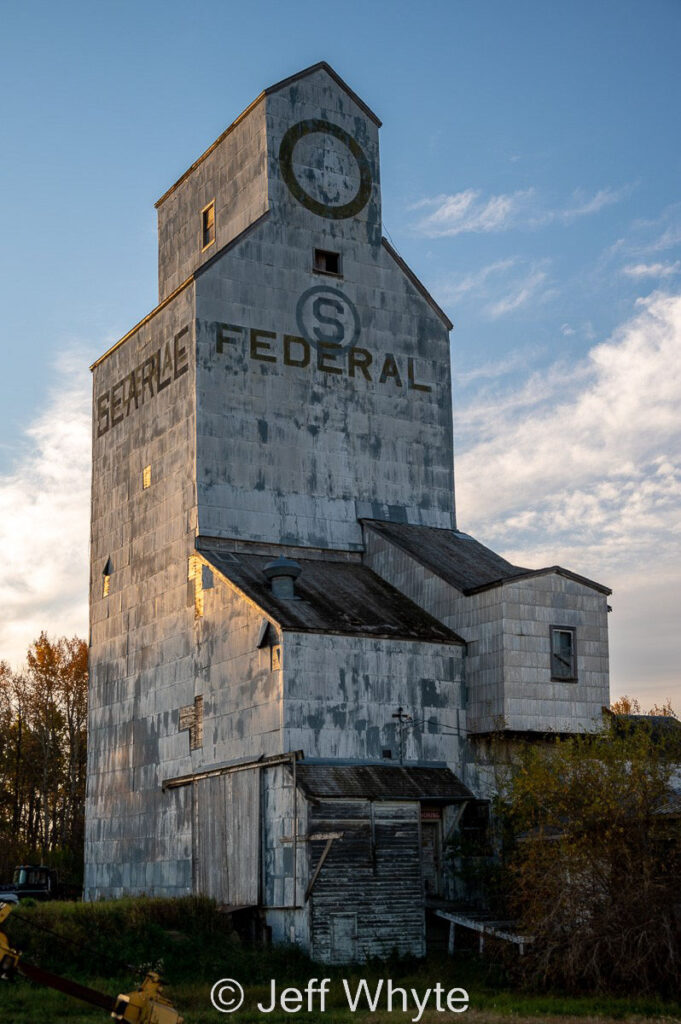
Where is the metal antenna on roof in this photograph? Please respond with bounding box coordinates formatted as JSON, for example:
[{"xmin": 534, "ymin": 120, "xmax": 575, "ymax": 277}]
[{"xmin": 391, "ymin": 706, "xmax": 413, "ymax": 765}]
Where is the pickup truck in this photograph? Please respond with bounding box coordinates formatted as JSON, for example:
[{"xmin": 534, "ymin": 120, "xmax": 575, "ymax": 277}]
[{"xmin": 0, "ymin": 864, "xmax": 61, "ymax": 902}]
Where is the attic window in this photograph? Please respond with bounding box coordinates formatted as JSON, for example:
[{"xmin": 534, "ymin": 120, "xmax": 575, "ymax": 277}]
[
  {"xmin": 550, "ymin": 626, "xmax": 577, "ymax": 682},
  {"xmin": 313, "ymin": 248, "xmax": 341, "ymax": 276},
  {"xmin": 201, "ymin": 201, "xmax": 215, "ymax": 250}
]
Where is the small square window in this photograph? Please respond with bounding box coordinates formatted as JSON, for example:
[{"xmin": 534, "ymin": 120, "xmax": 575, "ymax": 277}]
[
  {"xmin": 201, "ymin": 201, "xmax": 215, "ymax": 250},
  {"xmin": 313, "ymin": 248, "xmax": 341, "ymax": 276},
  {"xmin": 550, "ymin": 626, "xmax": 577, "ymax": 681}
]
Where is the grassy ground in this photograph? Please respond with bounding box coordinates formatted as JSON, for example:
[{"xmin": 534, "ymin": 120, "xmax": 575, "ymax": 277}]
[{"xmin": 0, "ymin": 900, "xmax": 679, "ymax": 1023}]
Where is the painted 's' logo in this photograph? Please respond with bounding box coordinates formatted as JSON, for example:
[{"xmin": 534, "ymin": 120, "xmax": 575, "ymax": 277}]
[{"xmin": 296, "ymin": 286, "xmax": 361, "ymax": 352}]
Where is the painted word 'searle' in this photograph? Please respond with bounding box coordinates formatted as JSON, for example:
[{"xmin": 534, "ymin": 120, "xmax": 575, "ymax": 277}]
[{"xmin": 96, "ymin": 326, "xmax": 189, "ymax": 437}]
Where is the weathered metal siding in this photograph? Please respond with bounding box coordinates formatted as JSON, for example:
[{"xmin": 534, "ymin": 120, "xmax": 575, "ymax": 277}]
[
  {"xmin": 193, "ymin": 66, "xmax": 454, "ymax": 550},
  {"xmin": 188, "ymin": 571, "xmax": 283, "ymax": 766},
  {"xmin": 194, "ymin": 769, "xmax": 260, "ymax": 906},
  {"xmin": 500, "ymin": 574, "xmax": 610, "ymax": 732},
  {"xmin": 308, "ymin": 799, "xmax": 425, "ymax": 962},
  {"xmin": 86, "ymin": 284, "xmax": 197, "ymax": 899},
  {"xmin": 265, "ymin": 68, "xmax": 382, "ymax": 249},
  {"xmin": 262, "ymin": 763, "xmax": 310, "ymax": 948},
  {"xmin": 156, "ymin": 99, "xmax": 269, "ymax": 302},
  {"xmin": 363, "ymin": 524, "xmax": 610, "ymax": 747},
  {"xmin": 283, "ymin": 632, "xmax": 464, "ymax": 766}
]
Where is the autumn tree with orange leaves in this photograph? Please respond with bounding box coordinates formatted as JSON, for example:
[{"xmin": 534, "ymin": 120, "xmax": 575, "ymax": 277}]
[{"xmin": 0, "ymin": 634, "xmax": 87, "ymax": 885}]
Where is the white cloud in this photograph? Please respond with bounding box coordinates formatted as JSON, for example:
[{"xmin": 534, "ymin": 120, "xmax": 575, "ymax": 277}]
[
  {"xmin": 412, "ymin": 185, "xmax": 628, "ymax": 237},
  {"xmin": 411, "ymin": 188, "xmax": 534, "ymax": 237},
  {"xmin": 454, "ymin": 290, "xmax": 681, "ymax": 706},
  {"xmin": 622, "ymin": 261, "xmax": 680, "ymax": 279},
  {"xmin": 0, "ymin": 348, "xmax": 92, "ymax": 669}
]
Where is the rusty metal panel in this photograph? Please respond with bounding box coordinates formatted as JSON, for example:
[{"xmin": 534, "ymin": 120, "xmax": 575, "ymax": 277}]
[{"xmin": 195, "ymin": 768, "xmax": 260, "ymax": 906}]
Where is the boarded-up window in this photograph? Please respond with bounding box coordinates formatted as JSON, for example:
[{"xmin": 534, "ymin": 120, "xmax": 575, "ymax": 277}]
[{"xmin": 179, "ymin": 695, "xmax": 203, "ymax": 750}]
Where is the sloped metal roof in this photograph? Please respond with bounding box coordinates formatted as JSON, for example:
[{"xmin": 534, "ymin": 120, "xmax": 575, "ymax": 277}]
[
  {"xmin": 293, "ymin": 763, "xmax": 473, "ymax": 802},
  {"xmin": 364, "ymin": 519, "xmax": 529, "ymax": 591},
  {"xmin": 363, "ymin": 520, "xmax": 611, "ymax": 595},
  {"xmin": 199, "ymin": 541, "xmax": 464, "ymax": 645}
]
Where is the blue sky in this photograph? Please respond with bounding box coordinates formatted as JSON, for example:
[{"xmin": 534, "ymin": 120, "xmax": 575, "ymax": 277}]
[{"xmin": 1, "ymin": 0, "xmax": 680, "ymax": 708}]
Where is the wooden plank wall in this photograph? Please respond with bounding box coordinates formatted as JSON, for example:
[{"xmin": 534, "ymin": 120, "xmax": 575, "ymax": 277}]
[
  {"xmin": 308, "ymin": 799, "xmax": 425, "ymax": 962},
  {"xmin": 194, "ymin": 769, "xmax": 260, "ymax": 906}
]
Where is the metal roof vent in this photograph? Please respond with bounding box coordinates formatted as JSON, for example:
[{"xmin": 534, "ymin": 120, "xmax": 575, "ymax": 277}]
[{"xmin": 263, "ymin": 557, "xmax": 302, "ymax": 600}]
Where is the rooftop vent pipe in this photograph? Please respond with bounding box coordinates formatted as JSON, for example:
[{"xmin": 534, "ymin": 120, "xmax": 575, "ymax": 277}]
[{"xmin": 263, "ymin": 556, "xmax": 302, "ymax": 600}]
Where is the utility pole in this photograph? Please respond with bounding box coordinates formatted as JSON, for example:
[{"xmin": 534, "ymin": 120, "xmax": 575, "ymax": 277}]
[{"xmin": 391, "ymin": 706, "xmax": 413, "ymax": 765}]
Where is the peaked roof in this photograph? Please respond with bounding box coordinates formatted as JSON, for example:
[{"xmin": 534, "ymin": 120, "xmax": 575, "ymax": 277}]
[
  {"xmin": 382, "ymin": 238, "xmax": 453, "ymax": 331},
  {"xmin": 363, "ymin": 519, "xmax": 611, "ymax": 596},
  {"xmin": 156, "ymin": 61, "xmax": 380, "ymax": 208},
  {"xmin": 265, "ymin": 61, "xmax": 381, "ymax": 126},
  {"xmin": 197, "ymin": 540, "xmax": 464, "ymax": 645}
]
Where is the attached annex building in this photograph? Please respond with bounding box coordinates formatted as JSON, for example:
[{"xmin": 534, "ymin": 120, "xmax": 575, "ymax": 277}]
[{"xmin": 85, "ymin": 63, "xmax": 611, "ymax": 962}]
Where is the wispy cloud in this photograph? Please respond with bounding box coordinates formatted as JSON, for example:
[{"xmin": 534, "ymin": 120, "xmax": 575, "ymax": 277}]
[
  {"xmin": 412, "ymin": 185, "xmax": 629, "ymax": 237},
  {"xmin": 605, "ymin": 204, "xmax": 681, "ymax": 264},
  {"xmin": 411, "ymin": 188, "xmax": 534, "ymax": 237},
  {"xmin": 456, "ymin": 345, "xmax": 547, "ymax": 386},
  {"xmin": 486, "ymin": 267, "xmax": 550, "ymax": 318},
  {"xmin": 437, "ymin": 259, "xmax": 518, "ymax": 303},
  {"xmin": 0, "ymin": 348, "xmax": 92, "ymax": 669},
  {"xmin": 437, "ymin": 258, "xmax": 553, "ymax": 319},
  {"xmin": 454, "ymin": 290, "xmax": 681, "ymax": 704},
  {"xmin": 622, "ymin": 261, "xmax": 680, "ymax": 278},
  {"xmin": 545, "ymin": 186, "xmax": 630, "ymax": 225}
]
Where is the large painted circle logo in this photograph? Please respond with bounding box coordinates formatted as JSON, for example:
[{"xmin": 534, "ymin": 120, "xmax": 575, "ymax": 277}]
[
  {"xmin": 296, "ymin": 285, "xmax": 361, "ymax": 352},
  {"xmin": 279, "ymin": 119, "xmax": 372, "ymax": 219}
]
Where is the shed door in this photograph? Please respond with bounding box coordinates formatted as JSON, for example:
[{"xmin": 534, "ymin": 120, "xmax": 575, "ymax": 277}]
[
  {"xmin": 330, "ymin": 913, "xmax": 357, "ymax": 962},
  {"xmin": 194, "ymin": 769, "xmax": 260, "ymax": 906}
]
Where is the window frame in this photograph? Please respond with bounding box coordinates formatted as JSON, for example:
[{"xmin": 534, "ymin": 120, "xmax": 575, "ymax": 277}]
[
  {"xmin": 549, "ymin": 625, "xmax": 577, "ymax": 682},
  {"xmin": 201, "ymin": 200, "xmax": 216, "ymax": 252},
  {"xmin": 313, "ymin": 247, "xmax": 342, "ymax": 277}
]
